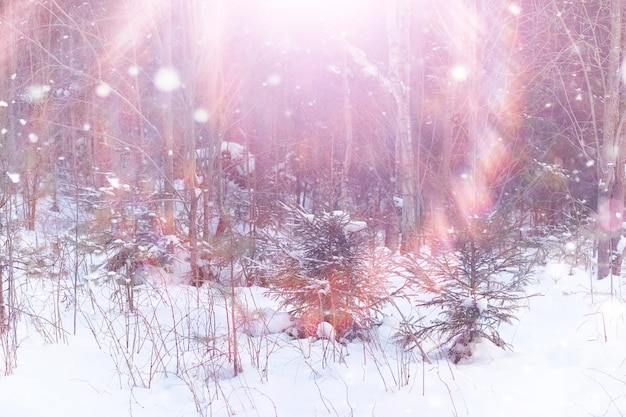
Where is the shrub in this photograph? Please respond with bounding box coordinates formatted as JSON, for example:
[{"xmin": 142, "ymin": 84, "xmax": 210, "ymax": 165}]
[
  {"xmin": 268, "ymin": 207, "xmax": 388, "ymax": 340},
  {"xmin": 397, "ymin": 210, "xmax": 536, "ymax": 363}
]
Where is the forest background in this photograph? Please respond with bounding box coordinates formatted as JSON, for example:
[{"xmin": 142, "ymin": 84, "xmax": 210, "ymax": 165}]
[
  {"xmin": 0, "ymin": 0, "xmax": 624, "ymax": 274},
  {"xmin": 1, "ymin": 1, "xmax": 626, "ymax": 415},
  {"xmin": 0, "ymin": 0, "xmax": 625, "ymax": 377}
]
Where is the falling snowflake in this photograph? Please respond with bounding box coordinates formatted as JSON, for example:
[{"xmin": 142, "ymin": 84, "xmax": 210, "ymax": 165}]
[
  {"xmin": 95, "ymin": 83, "xmax": 112, "ymax": 97},
  {"xmin": 128, "ymin": 65, "xmax": 140, "ymax": 76},
  {"xmin": 25, "ymin": 84, "xmax": 51, "ymax": 102},
  {"xmin": 264, "ymin": 73, "xmax": 281, "ymax": 86},
  {"xmin": 508, "ymin": 4, "xmax": 521, "ymax": 16},
  {"xmin": 153, "ymin": 67, "xmax": 181, "ymax": 92},
  {"xmin": 193, "ymin": 108, "xmax": 210, "ymax": 123},
  {"xmin": 451, "ymin": 65, "xmax": 468, "ymax": 82}
]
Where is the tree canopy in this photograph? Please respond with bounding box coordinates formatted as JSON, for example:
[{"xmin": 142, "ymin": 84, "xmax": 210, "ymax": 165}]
[{"xmin": 0, "ymin": 0, "xmax": 623, "ymax": 276}]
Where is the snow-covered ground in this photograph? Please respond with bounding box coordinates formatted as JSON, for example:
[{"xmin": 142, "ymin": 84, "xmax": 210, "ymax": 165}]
[{"xmin": 1, "ymin": 254, "xmax": 625, "ymax": 416}]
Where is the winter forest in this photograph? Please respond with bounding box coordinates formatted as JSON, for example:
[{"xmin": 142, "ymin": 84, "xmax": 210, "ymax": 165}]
[{"xmin": 1, "ymin": 0, "xmax": 626, "ymax": 416}]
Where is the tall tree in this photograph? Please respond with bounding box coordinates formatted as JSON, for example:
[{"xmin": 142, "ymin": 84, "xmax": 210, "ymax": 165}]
[
  {"xmin": 387, "ymin": 0, "xmax": 420, "ymax": 253},
  {"xmin": 160, "ymin": 0, "xmax": 176, "ymax": 236},
  {"xmin": 597, "ymin": 0, "xmax": 625, "ymax": 278}
]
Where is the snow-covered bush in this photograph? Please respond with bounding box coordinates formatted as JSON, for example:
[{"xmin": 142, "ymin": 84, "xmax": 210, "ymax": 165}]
[
  {"xmin": 268, "ymin": 207, "xmax": 388, "ymax": 340},
  {"xmin": 398, "ymin": 210, "xmax": 536, "ymax": 363},
  {"xmin": 70, "ymin": 181, "xmax": 177, "ymax": 313}
]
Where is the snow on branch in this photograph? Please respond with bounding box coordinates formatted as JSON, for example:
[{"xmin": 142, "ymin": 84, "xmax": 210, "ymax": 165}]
[{"xmin": 345, "ymin": 43, "xmax": 391, "ymax": 91}]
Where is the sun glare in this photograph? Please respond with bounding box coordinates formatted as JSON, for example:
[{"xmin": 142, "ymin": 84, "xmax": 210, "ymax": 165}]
[
  {"xmin": 153, "ymin": 67, "xmax": 181, "ymax": 92},
  {"xmin": 252, "ymin": 0, "xmax": 381, "ymax": 40},
  {"xmin": 264, "ymin": 0, "xmax": 364, "ymax": 19},
  {"xmin": 451, "ymin": 65, "xmax": 469, "ymax": 82},
  {"xmin": 508, "ymin": 4, "xmax": 522, "ymax": 16}
]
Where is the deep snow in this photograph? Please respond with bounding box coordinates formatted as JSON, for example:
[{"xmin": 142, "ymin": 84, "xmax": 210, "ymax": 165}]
[{"xmin": 1, "ymin": 254, "xmax": 626, "ymax": 416}]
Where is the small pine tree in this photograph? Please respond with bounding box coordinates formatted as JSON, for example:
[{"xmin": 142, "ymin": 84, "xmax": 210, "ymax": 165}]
[
  {"xmin": 397, "ymin": 209, "xmax": 536, "ymax": 363},
  {"xmin": 269, "ymin": 207, "xmax": 388, "ymax": 339}
]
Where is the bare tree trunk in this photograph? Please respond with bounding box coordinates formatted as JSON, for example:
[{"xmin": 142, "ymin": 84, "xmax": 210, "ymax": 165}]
[
  {"xmin": 383, "ymin": 195, "xmax": 401, "ymax": 252},
  {"xmin": 183, "ymin": 98, "xmax": 200, "ymax": 284},
  {"xmin": 161, "ymin": 0, "xmax": 176, "ymax": 236},
  {"xmin": 187, "ymin": 142, "xmax": 200, "ymax": 283},
  {"xmin": 597, "ymin": 0, "xmax": 623, "ymax": 279},
  {"xmin": 0, "ymin": 265, "xmax": 4, "ymax": 336},
  {"xmin": 2, "ymin": 188, "xmax": 18, "ymax": 374},
  {"xmin": 387, "ymin": 0, "xmax": 420, "ymax": 253},
  {"xmin": 179, "ymin": 0, "xmax": 202, "ymax": 283},
  {"xmin": 339, "ymin": 46, "xmax": 353, "ymax": 211},
  {"xmin": 0, "ymin": 22, "xmax": 23, "ymax": 369},
  {"xmin": 200, "ymin": 0, "xmax": 226, "ymax": 239}
]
